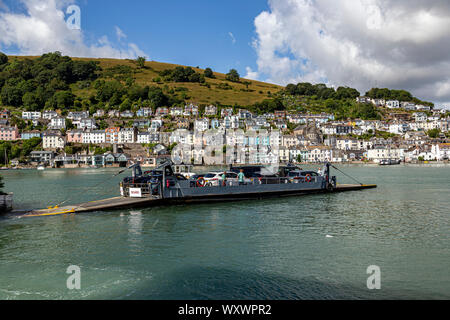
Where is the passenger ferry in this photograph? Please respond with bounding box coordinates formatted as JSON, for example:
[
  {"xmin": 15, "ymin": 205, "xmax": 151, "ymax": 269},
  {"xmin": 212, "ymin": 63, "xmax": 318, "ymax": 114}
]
[
  {"xmin": 119, "ymin": 160, "xmax": 338, "ymax": 203},
  {"xmin": 27, "ymin": 161, "xmax": 376, "ymax": 217}
]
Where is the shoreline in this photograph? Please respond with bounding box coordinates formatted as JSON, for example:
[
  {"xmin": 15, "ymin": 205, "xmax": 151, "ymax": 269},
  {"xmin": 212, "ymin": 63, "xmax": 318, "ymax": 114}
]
[{"xmin": 2, "ymin": 161, "xmax": 450, "ymax": 171}]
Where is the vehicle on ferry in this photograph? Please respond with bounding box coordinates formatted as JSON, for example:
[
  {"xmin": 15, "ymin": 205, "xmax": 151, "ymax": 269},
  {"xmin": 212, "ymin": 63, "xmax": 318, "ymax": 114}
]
[{"xmin": 202, "ymin": 172, "xmax": 240, "ymax": 187}]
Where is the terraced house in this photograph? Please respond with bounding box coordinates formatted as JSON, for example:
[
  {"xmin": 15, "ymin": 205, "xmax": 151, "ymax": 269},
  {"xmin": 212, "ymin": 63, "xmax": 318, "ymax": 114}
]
[{"xmin": 0, "ymin": 126, "xmax": 19, "ymax": 141}]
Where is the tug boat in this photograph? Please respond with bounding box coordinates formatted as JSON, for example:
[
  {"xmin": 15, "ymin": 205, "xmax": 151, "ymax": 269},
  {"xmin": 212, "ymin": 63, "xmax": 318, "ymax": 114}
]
[{"xmin": 119, "ymin": 160, "xmax": 338, "ymax": 203}]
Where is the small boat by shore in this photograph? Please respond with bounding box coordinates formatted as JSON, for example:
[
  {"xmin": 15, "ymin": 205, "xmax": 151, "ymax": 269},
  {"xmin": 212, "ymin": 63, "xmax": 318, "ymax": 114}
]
[
  {"xmin": 37, "ymin": 165, "xmax": 45, "ymax": 171},
  {"xmin": 379, "ymin": 159, "xmax": 401, "ymax": 166}
]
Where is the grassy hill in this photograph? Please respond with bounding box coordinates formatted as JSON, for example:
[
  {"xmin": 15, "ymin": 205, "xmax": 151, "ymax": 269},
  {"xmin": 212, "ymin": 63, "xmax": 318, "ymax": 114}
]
[{"xmin": 9, "ymin": 55, "xmax": 283, "ymax": 107}]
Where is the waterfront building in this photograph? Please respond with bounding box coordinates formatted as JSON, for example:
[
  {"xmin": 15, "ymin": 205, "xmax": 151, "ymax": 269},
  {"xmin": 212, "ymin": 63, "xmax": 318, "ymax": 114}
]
[
  {"xmin": 30, "ymin": 151, "xmax": 55, "ymax": 163},
  {"xmin": 432, "ymin": 143, "xmax": 450, "ymax": 161},
  {"xmin": 306, "ymin": 146, "xmax": 333, "ymax": 163},
  {"xmin": 42, "ymin": 132, "xmax": 65, "ymax": 150},
  {"xmin": 105, "ymin": 128, "xmax": 120, "ymax": 144},
  {"xmin": 118, "ymin": 127, "xmax": 138, "ymax": 144},
  {"xmin": 66, "ymin": 130, "xmax": 84, "ymax": 144},
  {"xmin": 366, "ymin": 147, "xmax": 405, "ymax": 162},
  {"xmin": 137, "ymin": 132, "xmax": 150, "ymax": 144},
  {"xmin": 83, "ymin": 130, "xmax": 106, "ymax": 144},
  {"xmin": 0, "ymin": 126, "xmax": 19, "ymax": 141}
]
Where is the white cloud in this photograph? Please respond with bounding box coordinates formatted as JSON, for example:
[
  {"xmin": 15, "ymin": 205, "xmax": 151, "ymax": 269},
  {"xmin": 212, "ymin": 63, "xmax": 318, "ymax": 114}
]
[
  {"xmin": 115, "ymin": 26, "xmax": 127, "ymax": 42},
  {"xmin": 0, "ymin": 0, "xmax": 147, "ymax": 59},
  {"xmin": 252, "ymin": 0, "xmax": 450, "ymax": 103},
  {"xmin": 228, "ymin": 32, "xmax": 236, "ymax": 44},
  {"xmin": 244, "ymin": 66, "xmax": 259, "ymax": 80}
]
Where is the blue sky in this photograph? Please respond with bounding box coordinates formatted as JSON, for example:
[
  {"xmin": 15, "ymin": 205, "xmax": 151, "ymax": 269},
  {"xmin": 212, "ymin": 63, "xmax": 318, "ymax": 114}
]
[
  {"xmin": 0, "ymin": 0, "xmax": 268, "ymax": 78},
  {"xmin": 1, "ymin": 0, "xmax": 450, "ymax": 106}
]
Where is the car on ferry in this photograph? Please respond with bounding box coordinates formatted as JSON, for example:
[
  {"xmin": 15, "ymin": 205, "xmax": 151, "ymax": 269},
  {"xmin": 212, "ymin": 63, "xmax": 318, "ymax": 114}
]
[
  {"xmin": 287, "ymin": 170, "xmax": 320, "ymax": 183},
  {"xmin": 202, "ymin": 172, "xmax": 240, "ymax": 186}
]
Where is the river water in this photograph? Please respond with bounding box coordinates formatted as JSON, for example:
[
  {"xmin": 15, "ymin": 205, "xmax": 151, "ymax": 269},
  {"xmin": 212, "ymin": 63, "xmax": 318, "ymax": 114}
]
[{"xmin": 0, "ymin": 164, "xmax": 449, "ymax": 300}]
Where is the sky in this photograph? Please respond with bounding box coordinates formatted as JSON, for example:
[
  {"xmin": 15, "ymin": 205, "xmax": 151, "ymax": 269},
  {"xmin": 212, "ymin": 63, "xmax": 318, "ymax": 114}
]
[{"xmin": 0, "ymin": 0, "xmax": 449, "ymax": 108}]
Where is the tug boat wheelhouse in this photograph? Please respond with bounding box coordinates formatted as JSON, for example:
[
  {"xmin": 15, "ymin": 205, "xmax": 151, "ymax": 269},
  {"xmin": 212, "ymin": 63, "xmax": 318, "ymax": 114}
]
[{"xmin": 120, "ymin": 161, "xmax": 338, "ymax": 203}]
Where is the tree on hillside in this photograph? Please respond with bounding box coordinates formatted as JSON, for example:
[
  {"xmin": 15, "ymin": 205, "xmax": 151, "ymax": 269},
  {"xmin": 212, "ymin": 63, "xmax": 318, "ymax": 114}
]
[
  {"xmin": 137, "ymin": 56, "xmax": 146, "ymax": 68},
  {"xmin": 65, "ymin": 119, "xmax": 75, "ymax": 130},
  {"xmin": 204, "ymin": 68, "xmax": 215, "ymax": 78},
  {"xmin": 0, "ymin": 52, "xmax": 7, "ymax": 65},
  {"xmin": 427, "ymin": 128, "xmax": 441, "ymax": 139},
  {"xmin": 242, "ymin": 81, "xmax": 252, "ymax": 90},
  {"xmin": 226, "ymin": 69, "xmax": 240, "ymax": 82}
]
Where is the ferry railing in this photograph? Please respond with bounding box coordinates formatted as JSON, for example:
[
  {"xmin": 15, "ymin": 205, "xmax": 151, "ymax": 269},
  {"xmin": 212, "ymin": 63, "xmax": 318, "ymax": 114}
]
[
  {"xmin": 189, "ymin": 176, "xmax": 319, "ymax": 188},
  {"xmin": 122, "ymin": 183, "xmax": 153, "ymax": 197}
]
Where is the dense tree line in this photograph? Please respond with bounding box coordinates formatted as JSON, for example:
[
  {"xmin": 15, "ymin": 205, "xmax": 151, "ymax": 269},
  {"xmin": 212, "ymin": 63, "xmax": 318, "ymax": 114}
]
[
  {"xmin": 365, "ymin": 88, "xmax": 434, "ymax": 106},
  {"xmin": 159, "ymin": 66, "xmax": 205, "ymax": 83},
  {"xmin": 0, "ymin": 137, "xmax": 42, "ymax": 164},
  {"xmin": 285, "ymin": 82, "xmax": 360, "ymax": 100},
  {"xmin": 0, "ymin": 52, "xmax": 100, "ymax": 111}
]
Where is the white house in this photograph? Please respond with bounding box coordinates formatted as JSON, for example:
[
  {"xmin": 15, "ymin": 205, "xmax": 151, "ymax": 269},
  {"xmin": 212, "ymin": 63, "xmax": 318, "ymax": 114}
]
[
  {"xmin": 43, "ymin": 132, "xmax": 65, "ymax": 150},
  {"xmin": 432, "ymin": 143, "xmax": 450, "ymax": 160},
  {"xmin": 137, "ymin": 132, "xmax": 150, "ymax": 144},
  {"xmin": 42, "ymin": 110, "xmax": 59, "ymax": 120},
  {"xmin": 50, "ymin": 117, "xmax": 66, "ymax": 129},
  {"xmin": 119, "ymin": 128, "xmax": 137, "ymax": 144},
  {"xmin": 386, "ymin": 100, "xmax": 400, "ymax": 109},
  {"xmin": 413, "ymin": 112, "xmax": 428, "ymax": 122},
  {"xmin": 194, "ymin": 119, "xmax": 209, "ymax": 132},
  {"xmin": 22, "ymin": 111, "xmax": 41, "ymax": 120},
  {"xmin": 204, "ymin": 105, "xmax": 217, "ymax": 116},
  {"xmin": 150, "ymin": 119, "xmax": 163, "ymax": 132},
  {"xmin": 367, "ymin": 147, "xmax": 405, "ymax": 162},
  {"xmin": 170, "ymin": 107, "xmax": 183, "ymax": 117},
  {"xmin": 82, "ymin": 130, "xmax": 106, "ymax": 144},
  {"xmin": 306, "ymin": 146, "xmax": 333, "ymax": 163},
  {"xmin": 77, "ymin": 118, "xmax": 97, "ymax": 130}
]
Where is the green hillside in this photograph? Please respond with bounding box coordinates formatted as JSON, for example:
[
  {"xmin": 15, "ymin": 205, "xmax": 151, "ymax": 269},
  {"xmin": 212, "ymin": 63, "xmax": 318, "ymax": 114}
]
[
  {"xmin": 0, "ymin": 52, "xmax": 434, "ymax": 121},
  {"xmin": 1, "ymin": 53, "xmax": 282, "ymax": 111}
]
